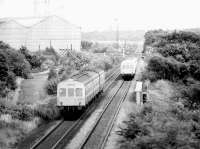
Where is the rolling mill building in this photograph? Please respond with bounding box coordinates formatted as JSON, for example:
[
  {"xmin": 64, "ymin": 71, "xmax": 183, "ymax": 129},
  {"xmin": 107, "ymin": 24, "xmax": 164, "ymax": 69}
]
[{"xmin": 0, "ymin": 15, "xmax": 81, "ymax": 54}]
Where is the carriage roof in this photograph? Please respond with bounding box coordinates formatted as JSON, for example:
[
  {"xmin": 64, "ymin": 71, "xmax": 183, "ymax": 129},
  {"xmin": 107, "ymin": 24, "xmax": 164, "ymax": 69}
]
[
  {"xmin": 58, "ymin": 69, "xmax": 104, "ymax": 86},
  {"xmin": 121, "ymin": 58, "xmax": 138, "ymax": 65}
]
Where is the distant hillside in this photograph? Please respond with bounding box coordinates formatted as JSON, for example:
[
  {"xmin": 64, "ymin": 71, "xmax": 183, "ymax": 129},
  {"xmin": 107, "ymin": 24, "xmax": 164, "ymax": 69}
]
[
  {"xmin": 185, "ymin": 28, "xmax": 200, "ymax": 35},
  {"xmin": 82, "ymin": 30, "xmax": 145, "ymax": 41}
]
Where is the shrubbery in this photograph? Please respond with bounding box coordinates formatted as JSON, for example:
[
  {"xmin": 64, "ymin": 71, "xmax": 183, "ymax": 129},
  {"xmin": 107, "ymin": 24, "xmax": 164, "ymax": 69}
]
[
  {"xmin": 0, "ymin": 42, "xmax": 31, "ymax": 97},
  {"xmin": 144, "ymin": 30, "xmax": 200, "ymax": 81},
  {"xmin": 81, "ymin": 40, "xmax": 93, "ymax": 49},
  {"xmin": 42, "ymin": 47, "xmax": 60, "ymax": 65},
  {"xmin": 19, "ymin": 46, "xmax": 43, "ymax": 69},
  {"xmin": 34, "ymin": 102, "xmax": 61, "ymax": 121},
  {"xmin": 45, "ymin": 78, "xmax": 58, "ymax": 95},
  {"xmin": 0, "ymin": 97, "xmax": 60, "ymax": 122},
  {"xmin": 45, "ymin": 49, "xmax": 120, "ymax": 95},
  {"xmin": 143, "ymin": 56, "xmax": 189, "ymax": 82},
  {"xmin": 181, "ymin": 84, "xmax": 200, "ymax": 109},
  {"xmin": 119, "ymin": 103, "xmax": 200, "ymax": 149},
  {"xmin": 0, "ymin": 99, "xmax": 34, "ymax": 121},
  {"xmin": 121, "ymin": 30, "xmax": 200, "ymax": 149},
  {"xmin": 143, "ymin": 30, "xmax": 200, "ymax": 109},
  {"xmin": 48, "ymin": 68, "xmax": 57, "ymax": 80}
]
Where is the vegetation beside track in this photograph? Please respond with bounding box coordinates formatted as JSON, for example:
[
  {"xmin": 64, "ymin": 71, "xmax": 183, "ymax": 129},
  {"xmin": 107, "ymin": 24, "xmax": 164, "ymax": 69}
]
[
  {"xmin": 118, "ymin": 30, "xmax": 200, "ymax": 149},
  {"xmin": 46, "ymin": 49, "xmax": 122, "ymax": 95},
  {"xmin": 0, "ymin": 40, "xmax": 122, "ymax": 148}
]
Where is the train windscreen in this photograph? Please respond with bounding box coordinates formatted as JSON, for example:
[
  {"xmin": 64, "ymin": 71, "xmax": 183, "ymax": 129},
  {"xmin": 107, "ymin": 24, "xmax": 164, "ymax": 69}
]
[
  {"xmin": 59, "ymin": 88, "xmax": 66, "ymax": 97},
  {"xmin": 68, "ymin": 88, "xmax": 74, "ymax": 97},
  {"xmin": 76, "ymin": 88, "xmax": 82, "ymax": 97}
]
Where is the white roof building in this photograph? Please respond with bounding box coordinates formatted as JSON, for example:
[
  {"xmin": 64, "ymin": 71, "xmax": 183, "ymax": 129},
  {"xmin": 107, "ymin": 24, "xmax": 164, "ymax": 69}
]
[{"xmin": 0, "ymin": 16, "xmax": 81, "ymax": 53}]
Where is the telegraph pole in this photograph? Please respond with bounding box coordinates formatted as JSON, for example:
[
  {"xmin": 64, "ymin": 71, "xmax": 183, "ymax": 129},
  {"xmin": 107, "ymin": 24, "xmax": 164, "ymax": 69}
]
[{"xmin": 123, "ymin": 40, "xmax": 126, "ymax": 57}]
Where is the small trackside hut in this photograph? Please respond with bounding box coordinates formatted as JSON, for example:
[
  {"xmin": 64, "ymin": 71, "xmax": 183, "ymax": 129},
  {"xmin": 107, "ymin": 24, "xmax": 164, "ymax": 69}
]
[
  {"xmin": 57, "ymin": 69, "xmax": 105, "ymax": 111},
  {"xmin": 134, "ymin": 81, "xmax": 148, "ymax": 105}
]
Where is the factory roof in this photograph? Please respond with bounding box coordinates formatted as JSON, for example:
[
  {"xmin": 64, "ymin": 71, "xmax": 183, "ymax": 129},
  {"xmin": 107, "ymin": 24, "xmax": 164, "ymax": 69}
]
[{"xmin": 0, "ymin": 16, "xmax": 80, "ymax": 28}]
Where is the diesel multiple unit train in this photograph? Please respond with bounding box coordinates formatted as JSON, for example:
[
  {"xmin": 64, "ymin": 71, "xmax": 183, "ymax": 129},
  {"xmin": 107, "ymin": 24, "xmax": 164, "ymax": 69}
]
[
  {"xmin": 120, "ymin": 58, "xmax": 138, "ymax": 79},
  {"xmin": 57, "ymin": 69, "xmax": 105, "ymax": 110},
  {"xmin": 57, "ymin": 58, "xmax": 137, "ymax": 110}
]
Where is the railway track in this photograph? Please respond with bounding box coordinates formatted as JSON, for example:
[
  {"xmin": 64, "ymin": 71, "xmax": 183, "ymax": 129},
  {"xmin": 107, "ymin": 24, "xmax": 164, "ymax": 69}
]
[
  {"xmin": 28, "ymin": 67, "xmax": 120, "ymax": 149},
  {"xmin": 77, "ymin": 81, "xmax": 131, "ymax": 149}
]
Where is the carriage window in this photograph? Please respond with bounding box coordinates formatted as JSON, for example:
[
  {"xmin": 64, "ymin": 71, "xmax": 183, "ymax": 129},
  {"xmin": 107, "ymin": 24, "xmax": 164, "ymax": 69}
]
[
  {"xmin": 68, "ymin": 88, "xmax": 74, "ymax": 97},
  {"xmin": 59, "ymin": 88, "xmax": 66, "ymax": 97},
  {"xmin": 76, "ymin": 88, "xmax": 82, "ymax": 97}
]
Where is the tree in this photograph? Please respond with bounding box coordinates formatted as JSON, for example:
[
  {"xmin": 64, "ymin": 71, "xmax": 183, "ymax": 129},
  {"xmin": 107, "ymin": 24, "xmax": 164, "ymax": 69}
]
[
  {"xmin": 48, "ymin": 68, "xmax": 57, "ymax": 80},
  {"xmin": 0, "ymin": 50, "xmax": 17, "ymax": 96},
  {"xmin": 0, "ymin": 41, "xmax": 10, "ymax": 49},
  {"xmin": 43, "ymin": 47, "xmax": 60, "ymax": 65},
  {"xmin": 81, "ymin": 41, "xmax": 93, "ymax": 49},
  {"xmin": 0, "ymin": 50, "xmax": 9, "ymax": 82},
  {"xmin": 19, "ymin": 46, "xmax": 42, "ymax": 69}
]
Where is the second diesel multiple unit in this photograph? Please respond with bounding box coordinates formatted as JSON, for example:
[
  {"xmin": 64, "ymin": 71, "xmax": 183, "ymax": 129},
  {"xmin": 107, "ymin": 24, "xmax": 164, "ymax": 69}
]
[
  {"xmin": 57, "ymin": 69, "xmax": 105, "ymax": 110},
  {"xmin": 120, "ymin": 58, "xmax": 138, "ymax": 79}
]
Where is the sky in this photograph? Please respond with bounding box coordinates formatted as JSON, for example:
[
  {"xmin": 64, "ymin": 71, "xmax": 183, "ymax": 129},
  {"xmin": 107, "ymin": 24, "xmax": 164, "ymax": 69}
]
[{"xmin": 0, "ymin": 0, "xmax": 200, "ymax": 31}]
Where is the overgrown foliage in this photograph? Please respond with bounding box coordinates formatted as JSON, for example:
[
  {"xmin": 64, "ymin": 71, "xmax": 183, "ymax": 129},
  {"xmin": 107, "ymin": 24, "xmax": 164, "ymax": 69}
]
[
  {"xmin": 48, "ymin": 68, "xmax": 57, "ymax": 80},
  {"xmin": 119, "ymin": 101, "xmax": 200, "ymax": 149},
  {"xmin": 19, "ymin": 46, "xmax": 42, "ymax": 69},
  {"xmin": 45, "ymin": 50, "xmax": 120, "ymax": 95},
  {"xmin": 42, "ymin": 47, "xmax": 60, "ymax": 65},
  {"xmin": 45, "ymin": 78, "xmax": 58, "ymax": 95},
  {"xmin": 143, "ymin": 30, "xmax": 200, "ymax": 108},
  {"xmin": 0, "ymin": 42, "xmax": 31, "ymax": 97},
  {"xmin": 119, "ymin": 30, "xmax": 200, "ymax": 149},
  {"xmin": 144, "ymin": 30, "xmax": 200, "ymax": 81},
  {"xmin": 143, "ymin": 55, "xmax": 189, "ymax": 82},
  {"xmin": 81, "ymin": 40, "xmax": 93, "ymax": 49},
  {"xmin": 34, "ymin": 102, "xmax": 61, "ymax": 121}
]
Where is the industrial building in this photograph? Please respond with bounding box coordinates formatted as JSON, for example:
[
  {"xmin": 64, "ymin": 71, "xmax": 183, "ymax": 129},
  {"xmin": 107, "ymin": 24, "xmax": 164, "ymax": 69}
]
[{"xmin": 0, "ymin": 16, "xmax": 81, "ymax": 53}]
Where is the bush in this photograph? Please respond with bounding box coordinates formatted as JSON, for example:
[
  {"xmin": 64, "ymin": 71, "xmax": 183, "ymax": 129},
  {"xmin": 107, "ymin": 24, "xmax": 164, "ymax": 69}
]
[
  {"xmin": 0, "ymin": 99, "xmax": 34, "ymax": 121},
  {"xmin": 119, "ymin": 101, "xmax": 200, "ymax": 149},
  {"xmin": 43, "ymin": 47, "xmax": 59, "ymax": 65},
  {"xmin": 0, "ymin": 41, "xmax": 10, "ymax": 49},
  {"xmin": 81, "ymin": 41, "xmax": 93, "ymax": 49},
  {"xmin": 12, "ymin": 106, "xmax": 34, "ymax": 121},
  {"xmin": 93, "ymin": 47, "xmax": 107, "ymax": 53},
  {"xmin": 146, "ymin": 56, "xmax": 189, "ymax": 82},
  {"xmin": 6, "ymin": 71, "xmax": 17, "ymax": 90},
  {"xmin": 182, "ymin": 84, "xmax": 200, "ymax": 109},
  {"xmin": 19, "ymin": 46, "xmax": 42, "ymax": 69},
  {"xmin": 34, "ymin": 103, "xmax": 60, "ymax": 121},
  {"xmin": 117, "ymin": 114, "xmax": 149, "ymax": 140},
  {"xmin": 48, "ymin": 68, "xmax": 57, "ymax": 80},
  {"xmin": 0, "ymin": 43, "xmax": 32, "ymax": 96},
  {"xmin": 189, "ymin": 61, "xmax": 200, "ymax": 80},
  {"xmin": 45, "ymin": 78, "xmax": 58, "ymax": 95},
  {"xmin": 144, "ymin": 30, "xmax": 200, "ymax": 80},
  {"xmin": 0, "ymin": 82, "xmax": 9, "ymax": 97},
  {"xmin": 4, "ymin": 48, "xmax": 31, "ymax": 78}
]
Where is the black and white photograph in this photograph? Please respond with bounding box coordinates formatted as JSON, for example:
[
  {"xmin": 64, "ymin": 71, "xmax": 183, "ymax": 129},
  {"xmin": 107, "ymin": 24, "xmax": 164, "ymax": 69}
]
[{"xmin": 0, "ymin": 0, "xmax": 200, "ymax": 149}]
